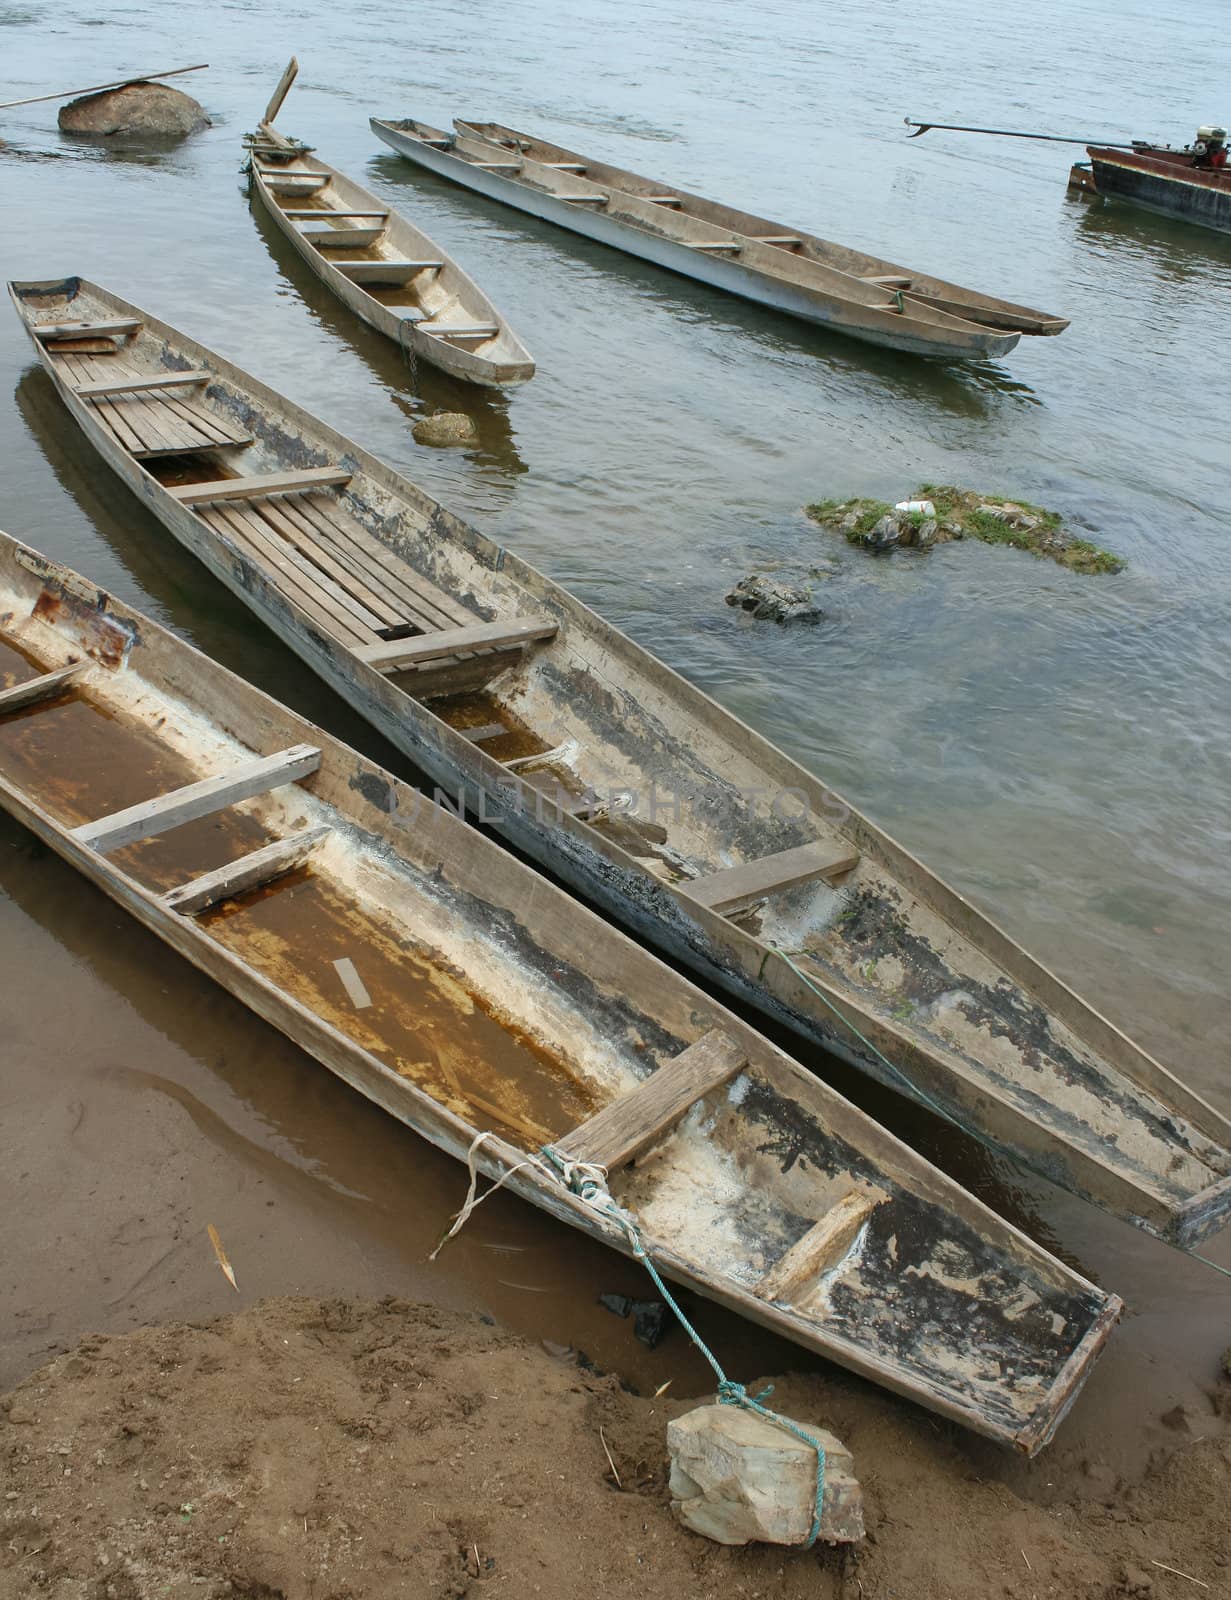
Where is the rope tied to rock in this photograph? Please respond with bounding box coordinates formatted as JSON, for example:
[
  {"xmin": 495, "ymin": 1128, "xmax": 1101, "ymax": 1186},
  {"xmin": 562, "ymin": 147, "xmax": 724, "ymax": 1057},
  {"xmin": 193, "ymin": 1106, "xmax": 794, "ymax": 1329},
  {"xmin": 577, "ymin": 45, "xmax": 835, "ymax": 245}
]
[{"xmin": 431, "ymin": 1131, "xmax": 827, "ymax": 1544}]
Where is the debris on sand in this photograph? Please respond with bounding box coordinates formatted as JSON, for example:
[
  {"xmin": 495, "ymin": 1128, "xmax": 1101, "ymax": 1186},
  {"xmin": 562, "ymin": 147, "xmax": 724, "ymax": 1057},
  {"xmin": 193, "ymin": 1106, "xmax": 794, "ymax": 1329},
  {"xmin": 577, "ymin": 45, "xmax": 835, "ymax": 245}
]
[
  {"xmin": 725, "ymin": 572, "xmax": 823, "ymax": 623},
  {"xmin": 807, "ymin": 485, "xmax": 1124, "ymax": 573},
  {"xmin": 58, "ymin": 82, "xmax": 210, "ymax": 138}
]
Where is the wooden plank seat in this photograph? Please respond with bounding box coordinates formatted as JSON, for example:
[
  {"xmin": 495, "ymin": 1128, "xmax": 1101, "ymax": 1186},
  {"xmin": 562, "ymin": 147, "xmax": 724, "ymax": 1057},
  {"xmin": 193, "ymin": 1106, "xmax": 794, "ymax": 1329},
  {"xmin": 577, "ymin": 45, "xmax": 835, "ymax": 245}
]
[
  {"xmin": 0, "ymin": 662, "xmax": 88, "ymax": 713},
  {"xmin": 163, "ymin": 824, "xmax": 330, "ymax": 914},
  {"xmin": 646, "ymin": 195, "xmax": 684, "ymax": 206},
  {"xmin": 71, "ymin": 744, "xmax": 321, "ymax": 854},
  {"xmin": 263, "ymin": 173, "xmax": 329, "ymax": 193},
  {"xmin": 354, "ymin": 618, "xmax": 558, "ymax": 674},
  {"xmin": 282, "ymin": 209, "xmax": 390, "ymax": 220},
  {"xmin": 563, "ymin": 194, "xmax": 609, "ymax": 205},
  {"xmin": 688, "ymin": 241, "xmax": 743, "ymax": 253},
  {"xmin": 303, "ymin": 226, "xmax": 388, "ymax": 248},
  {"xmin": 863, "ymin": 275, "xmax": 912, "ymax": 288},
  {"xmin": 754, "ymin": 1192, "xmax": 881, "ymax": 1306},
  {"xmin": 751, "ymin": 235, "xmax": 802, "ymax": 245},
  {"xmin": 74, "ymin": 370, "xmax": 210, "ymax": 399},
  {"xmin": 168, "ymin": 468, "xmax": 354, "ymax": 505},
  {"xmin": 682, "ymin": 841, "xmax": 861, "ymax": 915},
  {"xmin": 472, "ymin": 160, "xmax": 523, "ymax": 171},
  {"xmin": 53, "ymin": 350, "xmax": 251, "ymax": 457},
  {"xmin": 421, "ymin": 323, "xmax": 498, "ymax": 341},
  {"xmin": 34, "ymin": 318, "xmax": 141, "ymax": 342},
  {"xmin": 333, "ymin": 259, "xmax": 443, "ymax": 283},
  {"xmin": 554, "ymin": 1030, "xmax": 747, "ymax": 1171},
  {"xmin": 546, "ymin": 162, "xmax": 587, "ymax": 172}
]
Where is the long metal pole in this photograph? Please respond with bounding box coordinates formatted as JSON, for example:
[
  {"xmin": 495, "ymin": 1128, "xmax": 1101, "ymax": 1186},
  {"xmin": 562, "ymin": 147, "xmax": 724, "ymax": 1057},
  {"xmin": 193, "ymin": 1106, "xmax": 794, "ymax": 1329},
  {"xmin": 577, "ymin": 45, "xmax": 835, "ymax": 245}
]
[
  {"xmin": 0, "ymin": 63, "xmax": 208, "ymax": 113},
  {"xmin": 904, "ymin": 116, "xmax": 1136, "ymax": 148}
]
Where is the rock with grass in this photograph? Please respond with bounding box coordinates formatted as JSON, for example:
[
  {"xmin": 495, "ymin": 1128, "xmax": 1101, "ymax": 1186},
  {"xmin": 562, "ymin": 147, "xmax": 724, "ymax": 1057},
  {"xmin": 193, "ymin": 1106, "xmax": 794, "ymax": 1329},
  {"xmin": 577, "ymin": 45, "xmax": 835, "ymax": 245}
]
[
  {"xmin": 807, "ymin": 486, "xmax": 1123, "ymax": 574},
  {"xmin": 412, "ymin": 411, "xmax": 480, "ymax": 448},
  {"xmin": 58, "ymin": 82, "xmax": 210, "ymax": 138},
  {"xmin": 725, "ymin": 573, "xmax": 823, "ymax": 623}
]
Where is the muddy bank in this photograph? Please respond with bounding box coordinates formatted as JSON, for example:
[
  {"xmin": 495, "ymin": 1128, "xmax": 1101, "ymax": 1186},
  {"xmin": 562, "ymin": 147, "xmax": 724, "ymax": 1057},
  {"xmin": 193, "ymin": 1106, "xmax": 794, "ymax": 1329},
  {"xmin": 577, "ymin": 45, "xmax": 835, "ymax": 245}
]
[{"xmin": 2, "ymin": 1295, "xmax": 1229, "ymax": 1599}]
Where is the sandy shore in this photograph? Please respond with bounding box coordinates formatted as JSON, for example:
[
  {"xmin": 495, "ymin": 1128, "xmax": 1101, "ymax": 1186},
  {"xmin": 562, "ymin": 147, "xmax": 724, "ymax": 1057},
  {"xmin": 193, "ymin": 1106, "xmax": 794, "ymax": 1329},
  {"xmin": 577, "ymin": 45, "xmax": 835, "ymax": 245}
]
[{"xmin": 2, "ymin": 1295, "xmax": 1228, "ymax": 1599}]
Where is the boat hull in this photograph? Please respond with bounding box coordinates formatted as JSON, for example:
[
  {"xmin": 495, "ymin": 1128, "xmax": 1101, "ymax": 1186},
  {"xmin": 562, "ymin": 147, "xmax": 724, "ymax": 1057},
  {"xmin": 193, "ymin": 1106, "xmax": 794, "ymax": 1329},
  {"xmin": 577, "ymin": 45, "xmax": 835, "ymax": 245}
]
[
  {"xmin": 1087, "ymin": 146, "xmax": 1231, "ymax": 234},
  {"xmin": 370, "ymin": 119, "xmax": 1019, "ymax": 360}
]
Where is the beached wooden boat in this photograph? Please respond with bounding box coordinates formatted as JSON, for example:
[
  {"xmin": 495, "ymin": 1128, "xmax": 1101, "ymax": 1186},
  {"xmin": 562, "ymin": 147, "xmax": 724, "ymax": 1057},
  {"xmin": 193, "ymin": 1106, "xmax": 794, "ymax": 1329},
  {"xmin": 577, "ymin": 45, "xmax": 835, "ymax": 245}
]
[
  {"xmin": 457, "ymin": 118, "xmax": 1071, "ymax": 340},
  {"xmin": 1083, "ymin": 143, "xmax": 1231, "ymax": 235},
  {"xmin": 370, "ymin": 115, "xmax": 1035, "ymax": 360},
  {"xmin": 245, "ymin": 63, "xmax": 533, "ymax": 388},
  {"xmin": 0, "ymin": 526, "xmax": 1120, "ymax": 1452},
  {"xmin": 11, "ymin": 275, "xmax": 1231, "ymax": 1255}
]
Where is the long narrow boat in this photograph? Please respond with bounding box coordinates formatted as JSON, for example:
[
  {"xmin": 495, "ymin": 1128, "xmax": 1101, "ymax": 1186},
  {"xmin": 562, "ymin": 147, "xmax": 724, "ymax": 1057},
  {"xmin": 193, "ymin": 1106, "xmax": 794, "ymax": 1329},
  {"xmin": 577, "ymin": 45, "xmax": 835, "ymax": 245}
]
[
  {"xmin": 370, "ymin": 115, "xmax": 1030, "ymax": 360},
  {"xmin": 1083, "ymin": 142, "xmax": 1231, "ymax": 235},
  {"xmin": 11, "ymin": 275, "xmax": 1231, "ymax": 1252},
  {"xmin": 246, "ymin": 63, "xmax": 533, "ymax": 388},
  {"xmin": 456, "ymin": 117, "xmax": 1071, "ymax": 340},
  {"xmin": 0, "ymin": 526, "xmax": 1120, "ymax": 1452}
]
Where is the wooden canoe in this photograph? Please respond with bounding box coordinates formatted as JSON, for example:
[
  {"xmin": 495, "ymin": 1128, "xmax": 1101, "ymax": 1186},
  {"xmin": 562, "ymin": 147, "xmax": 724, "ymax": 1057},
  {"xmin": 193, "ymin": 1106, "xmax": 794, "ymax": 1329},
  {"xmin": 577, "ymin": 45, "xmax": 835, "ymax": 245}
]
[
  {"xmin": 457, "ymin": 118, "xmax": 1071, "ymax": 340},
  {"xmin": 245, "ymin": 63, "xmax": 533, "ymax": 389},
  {"xmin": 370, "ymin": 115, "xmax": 1025, "ymax": 361},
  {"xmin": 10, "ymin": 275, "xmax": 1231, "ymax": 1254},
  {"xmin": 0, "ymin": 525, "xmax": 1120, "ymax": 1451}
]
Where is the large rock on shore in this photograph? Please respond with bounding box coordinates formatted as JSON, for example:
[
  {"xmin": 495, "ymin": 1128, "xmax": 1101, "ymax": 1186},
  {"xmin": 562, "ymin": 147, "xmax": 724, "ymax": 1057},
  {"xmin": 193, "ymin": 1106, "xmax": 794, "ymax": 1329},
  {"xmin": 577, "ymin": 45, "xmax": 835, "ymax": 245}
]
[{"xmin": 58, "ymin": 82, "xmax": 210, "ymax": 138}]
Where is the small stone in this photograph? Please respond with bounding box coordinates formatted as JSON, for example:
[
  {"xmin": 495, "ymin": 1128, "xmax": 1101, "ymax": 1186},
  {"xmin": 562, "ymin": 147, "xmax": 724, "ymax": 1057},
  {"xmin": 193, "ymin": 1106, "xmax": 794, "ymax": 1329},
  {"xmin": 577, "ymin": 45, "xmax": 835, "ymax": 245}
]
[
  {"xmin": 668, "ymin": 1403, "xmax": 863, "ymax": 1546},
  {"xmin": 58, "ymin": 82, "xmax": 210, "ymax": 138},
  {"xmin": 4, "ymin": 1491, "xmax": 17, "ymax": 1500},
  {"xmin": 724, "ymin": 574, "xmax": 822, "ymax": 624},
  {"xmin": 914, "ymin": 519, "xmax": 938, "ymax": 548},
  {"xmin": 862, "ymin": 515, "xmax": 900, "ymax": 552},
  {"xmin": 412, "ymin": 412, "xmax": 480, "ymax": 447},
  {"xmin": 5, "ymin": 1405, "xmax": 36, "ymax": 1425},
  {"xmin": 1159, "ymin": 1404, "xmax": 1192, "ymax": 1433}
]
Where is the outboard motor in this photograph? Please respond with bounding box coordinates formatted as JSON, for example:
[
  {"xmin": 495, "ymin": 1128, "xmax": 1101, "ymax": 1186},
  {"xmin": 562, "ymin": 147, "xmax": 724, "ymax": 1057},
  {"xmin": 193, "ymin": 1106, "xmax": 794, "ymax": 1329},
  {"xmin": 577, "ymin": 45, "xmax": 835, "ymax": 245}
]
[{"xmin": 1192, "ymin": 124, "xmax": 1228, "ymax": 168}]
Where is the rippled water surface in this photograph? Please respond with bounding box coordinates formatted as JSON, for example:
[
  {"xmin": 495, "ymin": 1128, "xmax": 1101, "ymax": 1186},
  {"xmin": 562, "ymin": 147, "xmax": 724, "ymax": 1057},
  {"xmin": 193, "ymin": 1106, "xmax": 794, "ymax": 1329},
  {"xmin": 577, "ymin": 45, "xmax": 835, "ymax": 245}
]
[{"xmin": 1, "ymin": 0, "xmax": 1228, "ymax": 1460}]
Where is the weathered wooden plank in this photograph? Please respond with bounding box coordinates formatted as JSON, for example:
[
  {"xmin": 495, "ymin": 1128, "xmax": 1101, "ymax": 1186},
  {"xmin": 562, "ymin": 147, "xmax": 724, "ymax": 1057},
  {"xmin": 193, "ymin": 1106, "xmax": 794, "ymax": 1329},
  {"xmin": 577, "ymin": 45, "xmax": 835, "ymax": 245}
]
[
  {"xmin": 71, "ymin": 744, "xmax": 321, "ymax": 855},
  {"xmin": 169, "ymin": 468, "xmax": 352, "ymax": 505},
  {"xmin": 751, "ymin": 234, "xmax": 802, "ymax": 245},
  {"xmin": 683, "ymin": 841, "xmax": 860, "ymax": 913},
  {"xmin": 333, "ymin": 259, "xmax": 443, "ymax": 282},
  {"xmin": 754, "ymin": 1193, "xmax": 879, "ymax": 1305},
  {"xmin": 282, "ymin": 209, "xmax": 390, "ymax": 219},
  {"xmin": 258, "ymin": 497, "xmax": 403, "ymax": 629},
  {"xmin": 555, "ymin": 1030, "xmax": 747, "ymax": 1172},
  {"xmin": 354, "ymin": 618, "xmax": 557, "ymax": 673},
  {"xmin": 262, "ymin": 55, "xmax": 299, "ymax": 126},
  {"xmin": 687, "ymin": 241, "xmax": 743, "ymax": 252},
  {"xmin": 420, "ymin": 323, "xmax": 498, "ymax": 340},
  {"xmin": 303, "ymin": 227, "xmax": 388, "ymax": 249},
  {"xmin": 76, "ymin": 371, "xmax": 209, "ymax": 398},
  {"xmin": 162, "ymin": 825, "xmax": 329, "ymax": 914},
  {"xmin": 458, "ymin": 722, "xmax": 507, "ymax": 744},
  {"xmin": 0, "ymin": 662, "xmax": 87, "ymax": 713},
  {"xmin": 35, "ymin": 318, "xmax": 141, "ymax": 341}
]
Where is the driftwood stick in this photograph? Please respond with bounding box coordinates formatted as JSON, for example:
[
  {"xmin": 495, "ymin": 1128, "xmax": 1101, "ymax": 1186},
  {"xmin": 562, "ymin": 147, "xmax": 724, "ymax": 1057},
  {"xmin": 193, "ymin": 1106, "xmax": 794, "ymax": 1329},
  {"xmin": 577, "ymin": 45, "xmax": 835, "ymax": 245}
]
[{"xmin": 0, "ymin": 64, "xmax": 208, "ymax": 113}]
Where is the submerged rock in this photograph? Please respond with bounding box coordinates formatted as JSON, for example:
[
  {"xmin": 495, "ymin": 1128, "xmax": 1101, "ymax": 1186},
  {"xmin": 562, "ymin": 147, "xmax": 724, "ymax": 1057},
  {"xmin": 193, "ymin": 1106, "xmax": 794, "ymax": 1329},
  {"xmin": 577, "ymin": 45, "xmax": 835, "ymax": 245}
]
[
  {"xmin": 863, "ymin": 515, "xmax": 901, "ymax": 552},
  {"xmin": 412, "ymin": 411, "xmax": 479, "ymax": 447},
  {"xmin": 725, "ymin": 573, "xmax": 822, "ymax": 624},
  {"xmin": 668, "ymin": 1403, "xmax": 864, "ymax": 1546},
  {"xmin": 58, "ymin": 82, "xmax": 210, "ymax": 138}
]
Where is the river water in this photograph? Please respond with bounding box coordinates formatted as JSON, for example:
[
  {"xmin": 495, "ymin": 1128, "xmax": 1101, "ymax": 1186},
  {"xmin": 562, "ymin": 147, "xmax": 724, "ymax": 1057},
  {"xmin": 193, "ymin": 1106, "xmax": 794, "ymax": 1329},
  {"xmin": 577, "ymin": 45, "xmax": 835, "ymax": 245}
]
[{"xmin": 1, "ymin": 0, "xmax": 1228, "ymax": 1482}]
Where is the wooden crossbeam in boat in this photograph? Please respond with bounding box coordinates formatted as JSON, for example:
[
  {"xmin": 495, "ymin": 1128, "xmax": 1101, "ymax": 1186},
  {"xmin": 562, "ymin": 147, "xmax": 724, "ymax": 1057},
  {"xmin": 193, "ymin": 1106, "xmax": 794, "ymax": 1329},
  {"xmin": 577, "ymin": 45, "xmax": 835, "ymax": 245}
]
[
  {"xmin": 168, "ymin": 468, "xmax": 353, "ymax": 505},
  {"xmin": 563, "ymin": 194, "xmax": 609, "ymax": 205},
  {"xmin": 472, "ymin": 159, "xmax": 522, "ymax": 172},
  {"xmin": 34, "ymin": 319, "xmax": 142, "ymax": 342},
  {"xmin": 0, "ymin": 661, "xmax": 87, "ymax": 713},
  {"xmin": 754, "ymin": 1192, "xmax": 880, "ymax": 1305},
  {"xmin": 420, "ymin": 323, "xmax": 498, "ymax": 341},
  {"xmin": 751, "ymin": 235, "xmax": 802, "ymax": 245},
  {"xmin": 263, "ymin": 173, "xmax": 329, "ymax": 190},
  {"xmin": 162, "ymin": 824, "xmax": 330, "ymax": 914},
  {"xmin": 862, "ymin": 275, "xmax": 912, "ymax": 288},
  {"xmin": 75, "ymin": 370, "xmax": 209, "ymax": 399},
  {"xmin": 545, "ymin": 161, "xmax": 587, "ymax": 172},
  {"xmin": 71, "ymin": 744, "xmax": 321, "ymax": 855},
  {"xmin": 354, "ymin": 618, "xmax": 557, "ymax": 673},
  {"xmin": 333, "ymin": 259, "xmax": 442, "ymax": 282},
  {"xmin": 682, "ymin": 841, "xmax": 860, "ymax": 914},
  {"xmin": 554, "ymin": 1030, "xmax": 747, "ymax": 1173},
  {"xmin": 688, "ymin": 241, "xmax": 743, "ymax": 253},
  {"xmin": 646, "ymin": 195, "xmax": 683, "ymax": 206},
  {"xmin": 302, "ymin": 226, "xmax": 387, "ymax": 248},
  {"xmin": 282, "ymin": 209, "xmax": 390, "ymax": 220}
]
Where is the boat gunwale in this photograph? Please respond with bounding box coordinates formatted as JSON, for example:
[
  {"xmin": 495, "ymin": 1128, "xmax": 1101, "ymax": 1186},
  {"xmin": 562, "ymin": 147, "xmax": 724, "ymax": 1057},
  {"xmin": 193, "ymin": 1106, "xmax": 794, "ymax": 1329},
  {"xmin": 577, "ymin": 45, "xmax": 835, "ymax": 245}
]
[
  {"xmin": 9, "ymin": 275, "xmax": 1231, "ymax": 1248},
  {"xmin": 0, "ymin": 526, "xmax": 1121, "ymax": 1452}
]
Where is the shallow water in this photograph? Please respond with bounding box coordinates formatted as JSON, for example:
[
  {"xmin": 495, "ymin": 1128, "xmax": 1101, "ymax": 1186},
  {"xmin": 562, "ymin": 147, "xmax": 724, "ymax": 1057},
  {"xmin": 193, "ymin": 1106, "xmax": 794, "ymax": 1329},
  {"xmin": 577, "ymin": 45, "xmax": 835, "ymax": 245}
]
[{"xmin": 0, "ymin": 0, "xmax": 1228, "ymax": 1481}]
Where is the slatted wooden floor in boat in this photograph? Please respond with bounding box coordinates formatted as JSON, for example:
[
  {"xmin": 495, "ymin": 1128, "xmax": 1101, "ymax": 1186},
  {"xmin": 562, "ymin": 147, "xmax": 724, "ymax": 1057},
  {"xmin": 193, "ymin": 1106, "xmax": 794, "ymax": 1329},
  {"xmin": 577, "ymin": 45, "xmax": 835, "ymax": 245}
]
[{"xmin": 44, "ymin": 345, "xmax": 252, "ymax": 458}]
